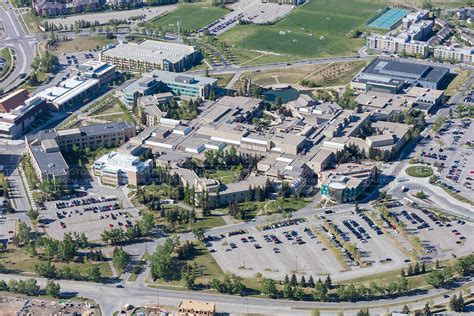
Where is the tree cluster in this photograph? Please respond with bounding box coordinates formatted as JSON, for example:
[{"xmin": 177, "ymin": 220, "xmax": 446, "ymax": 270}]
[
  {"xmin": 112, "ymin": 247, "xmax": 131, "ymax": 273},
  {"xmin": 209, "ymin": 274, "xmax": 245, "ymax": 295}
]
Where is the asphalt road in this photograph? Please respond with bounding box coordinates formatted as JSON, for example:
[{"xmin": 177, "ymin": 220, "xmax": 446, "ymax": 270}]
[
  {"xmin": 0, "ymin": 272, "xmax": 471, "ymax": 315},
  {"xmin": 0, "ymin": 4, "xmax": 37, "ymax": 93}
]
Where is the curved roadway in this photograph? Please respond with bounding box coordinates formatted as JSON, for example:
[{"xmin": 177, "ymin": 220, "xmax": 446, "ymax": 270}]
[{"xmin": 0, "ymin": 4, "xmax": 37, "ymax": 92}]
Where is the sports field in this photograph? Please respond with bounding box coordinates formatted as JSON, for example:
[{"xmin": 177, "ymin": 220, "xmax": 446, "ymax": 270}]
[
  {"xmin": 145, "ymin": 2, "xmax": 229, "ymax": 33},
  {"xmin": 217, "ymin": 0, "xmax": 385, "ymax": 59},
  {"xmin": 367, "ymin": 8, "xmax": 409, "ymax": 30}
]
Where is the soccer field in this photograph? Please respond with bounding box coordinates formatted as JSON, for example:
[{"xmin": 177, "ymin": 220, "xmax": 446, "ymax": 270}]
[
  {"xmin": 218, "ymin": 0, "xmax": 384, "ymax": 58},
  {"xmin": 145, "ymin": 2, "xmax": 229, "ymax": 33}
]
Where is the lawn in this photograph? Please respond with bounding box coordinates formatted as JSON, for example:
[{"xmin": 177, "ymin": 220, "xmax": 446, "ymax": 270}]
[
  {"xmin": 0, "ymin": 47, "xmax": 13, "ymax": 79},
  {"xmin": 20, "ymin": 12, "xmax": 43, "ymax": 33},
  {"xmin": 405, "ymin": 166, "xmax": 434, "ymax": 178},
  {"xmin": 0, "ymin": 248, "xmax": 112, "ymax": 278},
  {"xmin": 217, "ymin": 0, "xmax": 384, "ymax": 58},
  {"xmin": 204, "ymin": 167, "xmax": 241, "ymax": 184},
  {"xmin": 52, "ymin": 36, "xmax": 117, "ymax": 54},
  {"xmin": 445, "ymin": 68, "xmax": 468, "ymax": 97},
  {"xmin": 144, "ymin": 2, "xmax": 229, "ymax": 33},
  {"xmin": 210, "ymin": 73, "xmax": 235, "ymax": 88}
]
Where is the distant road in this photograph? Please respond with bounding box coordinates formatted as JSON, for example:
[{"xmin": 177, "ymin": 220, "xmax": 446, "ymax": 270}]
[{"xmin": 0, "ymin": 4, "xmax": 37, "ymax": 93}]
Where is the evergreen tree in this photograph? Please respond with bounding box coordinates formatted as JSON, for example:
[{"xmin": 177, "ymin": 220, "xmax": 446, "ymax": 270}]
[
  {"xmin": 290, "ymin": 273, "xmax": 297, "ymax": 287},
  {"xmin": 300, "ymin": 275, "xmax": 306, "ymax": 288},
  {"xmin": 284, "ymin": 274, "xmax": 289, "ymax": 285},
  {"xmin": 324, "ymin": 275, "xmax": 332, "ymax": 289}
]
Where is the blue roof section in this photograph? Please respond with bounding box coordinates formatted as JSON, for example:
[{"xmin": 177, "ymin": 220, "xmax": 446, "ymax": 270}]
[{"xmin": 368, "ymin": 8, "xmax": 410, "ymax": 30}]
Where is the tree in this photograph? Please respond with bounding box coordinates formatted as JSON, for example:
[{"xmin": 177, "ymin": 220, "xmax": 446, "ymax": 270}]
[
  {"xmin": 423, "ymin": 302, "xmax": 431, "ymax": 316},
  {"xmin": 149, "ymin": 238, "xmax": 176, "ymax": 281},
  {"xmin": 299, "ymin": 275, "xmax": 306, "ymax": 288},
  {"xmin": 88, "ymin": 265, "xmax": 102, "ymax": 282},
  {"xmin": 183, "ymin": 270, "xmax": 196, "ymax": 289},
  {"xmin": 45, "ymin": 280, "xmax": 61, "ymax": 298},
  {"xmin": 138, "ymin": 213, "xmax": 155, "ymax": 236},
  {"xmin": 357, "ymin": 308, "xmax": 369, "ymax": 316},
  {"xmin": 426, "ymin": 270, "xmax": 446, "ymax": 288},
  {"xmin": 192, "ymin": 227, "xmax": 205, "ymax": 241},
  {"xmin": 13, "ymin": 222, "xmax": 32, "ymax": 247},
  {"xmin": 112, "ymin": 247, "xmax": 131, "ymax": 274},
  {"xmin": 261, "ymin": 278, "xmax": 277, "ymax": 297},
  {"xmin": 324, "ymin": 275, "xmax": 332, "ymax": 289},
  {"xmin": 401, "ymin": 305, "xmax": 410, "ymax": 314},
  {"xmin": 449, "ymin": 293, "xmax": 465, "ymax": 312},
  {"xmin": 313, "ymin": 281, "xmax": 328, "ymax": 301},
  {"xmin": 290, "ymin": 273, "xmax": 297, "ymax": 287},
  {"xmin": 415, "ymin": 191, "xmax": 428, "ymax": 199}
]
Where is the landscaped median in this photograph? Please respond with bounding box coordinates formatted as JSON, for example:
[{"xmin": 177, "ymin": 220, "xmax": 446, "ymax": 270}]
[
  {"xmin": 0, "ymin": 47, "xmax": 14, "ymax": 83},
  {"xmin": 405, "ymin": 165, "xmax": 434, "ymax": 178}
]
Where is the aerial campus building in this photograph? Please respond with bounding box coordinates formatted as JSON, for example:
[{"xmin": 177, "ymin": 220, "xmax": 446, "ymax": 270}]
[
  {"xmin": 122, "ymin": 70, "xmax": 217, "ymax": 105},
  {"xmin": 99, "ymin": 40, "xmax": 199, "ymax": 73},
  {"xmin": 35, "ymin": 61, "xmax": 116, "ymax": 111},
  {"xmin": 351, "ymin": 58, "xmax": 450, "ymax": 94},
  {"xmin": 0, "ymin": 90, "xmax": 48, "ymax": 139},
  {"xmin": 93, "ymin": 150, "xmax": 152, "ymax": 186},
  {"xmin": 25, "ymin": 122, "xmax": 136, "ymax": 184}
]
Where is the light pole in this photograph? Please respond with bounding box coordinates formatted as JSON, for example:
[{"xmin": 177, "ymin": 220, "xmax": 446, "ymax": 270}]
[{"xmin": 295, "ymin": 255, "xmax": 298, "ymax": 274}]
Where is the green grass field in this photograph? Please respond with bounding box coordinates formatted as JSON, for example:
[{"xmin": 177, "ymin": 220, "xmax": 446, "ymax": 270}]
[
  {"xmin": 218, "ymin": 0, "xmax": 384, "ymax": 58},
  {"xmin": 145, "ymin": 2, "xmax": 229, "ymax": 33},
  {"xmin": 405, "ymin": 166, "xmax": 434, "ymax": 178}
]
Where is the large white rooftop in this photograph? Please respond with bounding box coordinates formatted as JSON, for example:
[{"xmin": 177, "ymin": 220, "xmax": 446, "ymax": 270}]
[{"xmin": 101, "ymin": 40, "xmax": 196, "ymax": 64}]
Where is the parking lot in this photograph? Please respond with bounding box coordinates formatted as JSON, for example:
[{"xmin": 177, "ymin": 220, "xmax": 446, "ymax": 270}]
[
  {"xmin": 200, "ymin": 0, "xmax": 293, "ymax": 35},
  {"xmin": 420, "ymin": 118, "xmax": 473, "ymax": 197},
  {"xmin": 206, "ymin": 209, "xmax": 412, "ymax": 282},
  {"xmin": 385, "ymin": 205, "xmax": 473, "ymax": 261},
  {"xmin": 45, "ymin": 5, "xmax": 177, "ymax": 26},
  {"xmin": 40, "ymin": 191, "xmax": 135, "ymax": 241},
  {"xmin": 206, "ymin": 219, "xmax": 348, "ymax": 280}
]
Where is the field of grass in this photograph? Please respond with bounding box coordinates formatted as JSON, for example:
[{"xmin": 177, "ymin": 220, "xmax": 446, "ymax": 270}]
[
  {"xmin": 405, "ymin": 166, "xmax": 434, "ymax": 178},
  {"xmin": 204, "ymin": 167, "xmax": 241, "ymax": 184},
  {"xmin": 210, "ymin": 73, "xmax": 234, "ymax": 88},
  {"xmin": 241, "ymin": 61, "xmax": 365, "ymax": 87},
  {"xmin": 20, "ymin": 12, "xmax": 43, "ymax": 33},
  {"xmin": 217, "ymin": 0, "xmax": 384, "ymax": 59},
  {"xmin": 144, "ymin": 2, "xmax": 228, "ymax": 33},
  {"xmin": 52, "ymin": 36, "xmax": 116, "ymax": 54},
  {"xmin": 0, "ymin": 248, "xmax": 112, "ymax": 278},
  {"xmin": 445, "ymin": 68, "xmax": 469, "ymax": 97}
]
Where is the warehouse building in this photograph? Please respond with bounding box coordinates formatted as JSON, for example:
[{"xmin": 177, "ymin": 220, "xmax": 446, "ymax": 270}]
[
  {"xmin": 351, "ymin": 58, "xmax": 450, "ymax": 93},
  {"xmin": 99, "ymin": 40, "xmax": 199, "ymax": 72}
]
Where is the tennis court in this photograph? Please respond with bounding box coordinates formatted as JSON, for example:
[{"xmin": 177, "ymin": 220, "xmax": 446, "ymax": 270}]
[{"xmin": 367, "ymin": 8, "xmax": 409, "ymax": 30}]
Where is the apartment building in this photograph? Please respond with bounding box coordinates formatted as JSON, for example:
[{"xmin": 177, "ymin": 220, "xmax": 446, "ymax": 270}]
[
  {"xmin": 434, "ymin": 46, "xmax": 474, "ymax": 64},
  {"xmin": 366, "ymin": 34, "xmax": 429, "ymax": 57}
]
